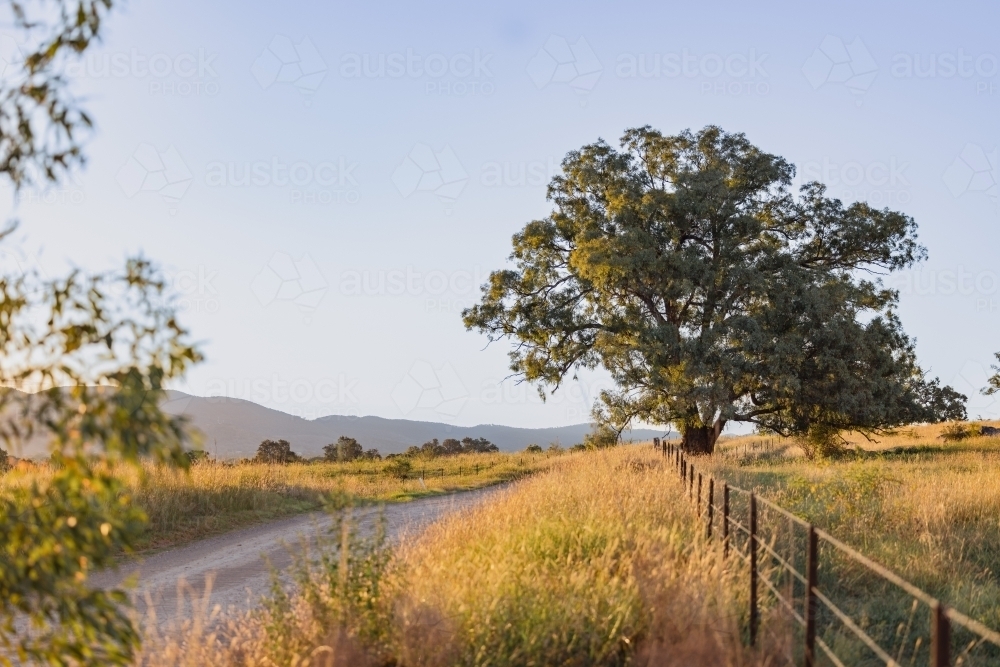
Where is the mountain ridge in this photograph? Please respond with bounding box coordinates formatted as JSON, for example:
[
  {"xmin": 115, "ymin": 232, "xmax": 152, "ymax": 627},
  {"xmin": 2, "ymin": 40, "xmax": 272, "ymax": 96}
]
[{"xmin": 161, "ymin": 391, "xmax": 669, "ymax": 458}]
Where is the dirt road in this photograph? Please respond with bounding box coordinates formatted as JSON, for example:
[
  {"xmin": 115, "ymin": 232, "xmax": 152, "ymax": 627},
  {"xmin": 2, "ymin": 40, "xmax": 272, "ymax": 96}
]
[{"xmin": 90, "ymin": 486, "xmax": 502, "ymax": 628}]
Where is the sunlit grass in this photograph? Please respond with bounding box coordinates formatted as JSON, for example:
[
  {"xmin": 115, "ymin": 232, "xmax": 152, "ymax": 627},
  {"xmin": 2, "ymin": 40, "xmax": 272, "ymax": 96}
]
[
  {"xmin": 1, "ymin": 452, "xmax": 552, "ymax": 552},
  {"xmin": 138, "ymin": 447, "xmax": 787, "ymax": 666},
  {"xmin": 704, "ymin": 421, "xmax": 1000, "ymax": 664}
]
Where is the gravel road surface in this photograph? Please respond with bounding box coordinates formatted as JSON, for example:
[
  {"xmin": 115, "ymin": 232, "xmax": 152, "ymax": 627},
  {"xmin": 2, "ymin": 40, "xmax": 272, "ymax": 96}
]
[{"xmin": 90, "ymin": 486, "xmax": 502, "ymax": 628}]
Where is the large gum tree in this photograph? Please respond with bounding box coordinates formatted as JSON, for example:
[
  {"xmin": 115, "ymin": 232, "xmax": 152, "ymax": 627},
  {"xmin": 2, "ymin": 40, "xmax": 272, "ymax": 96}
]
[{"xmin": 463, "ymin": 126, "xmax": 965, "ymax": 455}]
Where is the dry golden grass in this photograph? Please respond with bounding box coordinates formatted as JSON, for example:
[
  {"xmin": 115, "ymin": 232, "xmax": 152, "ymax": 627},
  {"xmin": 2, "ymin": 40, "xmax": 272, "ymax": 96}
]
[
  {"xmin": 137, "ymin": 447, "xmax": 789, "ymax": 666},
  {"xmin": 703, "ymin": 421, "xmax": 1000, "ymax": 663},
  {"xmin": 131, "ymin": 424, "xmax": 998, "ymax": 666},
  {"xmin": 715, "ymin": 419, "xmax": 1000, "ymax": 456},
  {"xmin": 0, "ymin": 452, "xmax": 551, "ymax": 552}
]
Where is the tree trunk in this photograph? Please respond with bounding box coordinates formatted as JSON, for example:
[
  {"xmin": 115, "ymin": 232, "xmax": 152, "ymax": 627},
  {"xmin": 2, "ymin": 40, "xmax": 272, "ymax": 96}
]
[{"xmin": 681, "ymin": 425, "xmax": 720, "ymax": 455}]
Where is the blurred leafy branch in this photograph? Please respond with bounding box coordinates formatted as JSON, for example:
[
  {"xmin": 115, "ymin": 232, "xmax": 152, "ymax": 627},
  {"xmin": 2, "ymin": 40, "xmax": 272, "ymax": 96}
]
[
  {"xmin": 1, "ymin": 0, "xmax": 115, "ymax": 188},
  {"xmin": 0, "ymin": 1, "xmax": 205, "ymax": 664}
]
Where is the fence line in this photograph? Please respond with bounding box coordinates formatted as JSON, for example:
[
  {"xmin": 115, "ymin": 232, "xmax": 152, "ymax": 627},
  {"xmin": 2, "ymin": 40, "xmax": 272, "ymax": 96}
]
[{"xmin": 652, "ymin": 437, "xmax": 1000, "ymax": 667}]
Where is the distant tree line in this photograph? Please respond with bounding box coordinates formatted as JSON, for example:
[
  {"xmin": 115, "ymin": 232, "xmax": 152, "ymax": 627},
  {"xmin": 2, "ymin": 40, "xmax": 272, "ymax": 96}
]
[
  {"xmin": 396, "ymin": 437, "xmax": 499, "ymax": 459},
  {"xmin": 250, "ymin": 435, "xmax": 499, "ymax": 464}
]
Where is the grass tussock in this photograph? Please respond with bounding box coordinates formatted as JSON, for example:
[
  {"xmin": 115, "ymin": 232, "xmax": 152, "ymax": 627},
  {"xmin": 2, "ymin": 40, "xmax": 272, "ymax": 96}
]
[
  {"xmin": 138, "ymin": 447, "xmax": 788, "ymax": 666},
  {"xmin": 0, "ymin": 452, "xmax": 550, "ymax": 552}
]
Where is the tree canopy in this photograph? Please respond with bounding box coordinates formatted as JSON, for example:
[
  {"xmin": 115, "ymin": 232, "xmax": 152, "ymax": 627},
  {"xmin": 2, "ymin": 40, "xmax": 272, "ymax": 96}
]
[
  {"xmin": 984, "ymin": 353, "xmax": 1000, "ymax": 397},
  {"xmin": 255, "ymin": 439, "xmax": 300, "ymax": 464},
  {"xmin": 324, "ymin": 436, "xmax": 364, "ymax": 462},
  {"xmin": 464, "ymin": 126, "xmax": 966, "ymax": 455}
]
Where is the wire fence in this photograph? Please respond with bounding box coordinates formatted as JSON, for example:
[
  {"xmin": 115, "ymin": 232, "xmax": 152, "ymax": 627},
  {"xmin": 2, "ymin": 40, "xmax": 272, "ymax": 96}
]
[
  {"xmin": 653, "ymin": 438, "xmax": 1000, "ymax": 666},
  {"xmin": 718, "ymin": 437, "xmax": 782, "ymax": 461}
]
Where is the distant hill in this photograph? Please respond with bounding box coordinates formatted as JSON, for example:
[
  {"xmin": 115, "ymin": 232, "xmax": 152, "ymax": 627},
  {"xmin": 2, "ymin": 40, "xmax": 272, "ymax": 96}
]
[{"xmin": 160, "ymin": 391, "xmax": 670, "ymax": 458}]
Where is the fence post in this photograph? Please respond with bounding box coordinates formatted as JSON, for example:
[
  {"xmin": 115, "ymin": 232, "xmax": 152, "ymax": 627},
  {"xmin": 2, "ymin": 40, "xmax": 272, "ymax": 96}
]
[
  {"xmin": 805, "ymin": 525, "xmax": 818, "ymax": 667},
  {"xmin": 707, "ymin": 478, "xmax": 714, "ymax": 539},
  {"xmin": 931, "ymin": 602, "xmax": 951, "ymax": 667},
  {"xmin": 689, "ymin": 464, "xmax": 695, "ymax": 499},
  {"xmin": 697, "ymin": 473, "xmax": 703, "ymax": 516},
  {"xmin": 749, "ymin": 492, "xmax": 758, "ymax": 647},
  {"xmin": 723, "ymin": 483, "xmax": 730, "ymax": 558},
  {"xmin": 787, "ymin": 515, "xmax": 795, "ymax": 630}
]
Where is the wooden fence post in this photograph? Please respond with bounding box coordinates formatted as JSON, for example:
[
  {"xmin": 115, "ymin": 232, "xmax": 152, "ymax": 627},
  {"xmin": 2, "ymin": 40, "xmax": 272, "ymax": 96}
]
[
  {"xmin": 697, "ymin": 473, "xmax": 703, "ymax": 516},
  {"xmin": 689, "ymin": 464, "xmax": 695, "ymax": 499},
  {"xmin": 805, "ymin": 525, "xmax": 818, "ymax": 667},
  {"xmin": 723, "ymin": 483, "xmax": 730, "ymax": 558},
  {"xmin": 749, "ymin": 492, "xmax": 758, "ymax": 646},
  {"xmin": 931, "ymin": 602, "xmax": 951, "ymax": 667},
  {"xmin": 787, "ymin": 515, "xmax": 795, "ymax": 626},
  {"xmin": 707, "ymin": 478, "xmax": 714, "ymax": 539}
]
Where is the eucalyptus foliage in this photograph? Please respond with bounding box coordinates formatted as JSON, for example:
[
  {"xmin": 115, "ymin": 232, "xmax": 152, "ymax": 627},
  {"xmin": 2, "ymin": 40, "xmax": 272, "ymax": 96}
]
[
  {"xmin": 464, "ymin": 126, "xmax": 965, "ymax": 455},
  {"xmin": 984, "ymin": 352, "xmax": 1000, "ymax": 397},
  {"xmin": 1, "ymin": 0, "xmax": 116, "ymax": 188},
  {"xmin": 0, "ymin": 2, "xmax": 207, "ymax": 663},
  {"xmin": 0, "ymin": 259, "xmax": 200, "ymax": 664}
]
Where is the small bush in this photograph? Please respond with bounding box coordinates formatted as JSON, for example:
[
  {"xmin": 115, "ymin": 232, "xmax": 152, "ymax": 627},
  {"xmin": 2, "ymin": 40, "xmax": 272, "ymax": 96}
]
[
  {"xmin": 525, "ymin": 444, "xmax": 543, "ymax": 453},
  {"xmin": 939, "ymin": 421, "xmax": 981, "ymax": 442},
  {"xmin": 583, "ymin": 424, "xmax": 619, "ymax": 449},
  {"xmin": 798, "ymin": 424, "xmax": 846, "ymax": 458},
  {"xmin": 184, "ymin": 450, "xmax": 211, "ymax": 465},
  {"xmin": 256, "ymin": 504, "xmax": 393, "ymax": 665},
  {"xmin": 384, "ymin": 458, "xmax": 412, "ymax": 479}
]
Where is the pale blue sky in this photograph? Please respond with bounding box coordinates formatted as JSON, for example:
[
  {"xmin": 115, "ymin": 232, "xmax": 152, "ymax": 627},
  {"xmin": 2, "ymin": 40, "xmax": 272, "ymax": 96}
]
[{"xmin": 3, "ymin": 0, "xmax": 999, "ymax": 429}]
